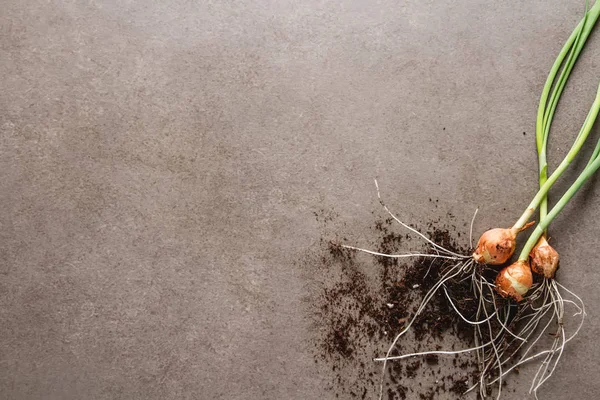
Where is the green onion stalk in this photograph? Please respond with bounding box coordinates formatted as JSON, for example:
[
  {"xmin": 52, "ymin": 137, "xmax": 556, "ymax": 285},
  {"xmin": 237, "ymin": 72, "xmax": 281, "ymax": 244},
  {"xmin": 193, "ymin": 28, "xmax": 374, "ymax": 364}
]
[
  {"xmin": 496, "ymin": 83, "xmax": 600, "ymax": 300},
  {"xmin": 536, "ymin": 0, "xmax": 600, "ymax": 225}
]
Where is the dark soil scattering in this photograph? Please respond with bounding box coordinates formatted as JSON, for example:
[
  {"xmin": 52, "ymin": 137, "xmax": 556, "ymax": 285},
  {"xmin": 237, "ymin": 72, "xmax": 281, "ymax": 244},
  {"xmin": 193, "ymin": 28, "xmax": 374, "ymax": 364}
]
[
  {"xmin": 405, "ymin": 360, "xmax": 421, "ymax": 379},
  {"xmin": 425, "ymin": 354, "xmax": 439, "ymax": 365},
  {"xmin": 309, "ymin": 208, "xmax": 482, "ymax": 399},
  {"xmin": 449, "ymin": 377, "xmax": 470, "ymax": 396},
  {"xmin": 420, "ymin": 390, "xmax": 436, "ymax": 400}
]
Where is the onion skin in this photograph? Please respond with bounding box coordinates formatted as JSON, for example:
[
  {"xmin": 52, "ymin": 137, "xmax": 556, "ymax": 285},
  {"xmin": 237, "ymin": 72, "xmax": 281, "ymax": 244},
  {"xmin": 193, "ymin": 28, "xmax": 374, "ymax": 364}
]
[
  {"xmin": 530, "ymin": 236, "xmax": 559, "ymax": 279},
  {"xmin": 473, "ymin": 228, "xmax": 519, "ymax": 265},
  {"xmin": 495, "ymin": 260, "xmax": 533, "ymax": 302},
  {"xmin": 472, "ymin": 222, "xmax": 535, "ymax": 265}
]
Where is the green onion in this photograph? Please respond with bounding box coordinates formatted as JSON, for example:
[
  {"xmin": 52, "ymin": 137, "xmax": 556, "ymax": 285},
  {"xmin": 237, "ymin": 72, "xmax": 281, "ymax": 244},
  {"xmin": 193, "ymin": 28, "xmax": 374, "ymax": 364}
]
[{"xmin": 496, "ymin": 82, "xmax": 600, "ymax": 299}]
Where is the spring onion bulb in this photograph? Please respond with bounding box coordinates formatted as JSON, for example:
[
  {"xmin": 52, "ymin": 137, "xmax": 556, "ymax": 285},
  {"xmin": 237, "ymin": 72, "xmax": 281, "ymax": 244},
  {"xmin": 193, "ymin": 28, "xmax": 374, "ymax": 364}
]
[
  {"xmin": 529, "ymin": 236, "xmax": 559, "ymax": 279},
  {"xmin": 473, "ymin": 222, "xmax": 534, "ymax": 265},
  {"xmin": 494, "ymin": 260, "xmax": 533, "ymax": 302}
]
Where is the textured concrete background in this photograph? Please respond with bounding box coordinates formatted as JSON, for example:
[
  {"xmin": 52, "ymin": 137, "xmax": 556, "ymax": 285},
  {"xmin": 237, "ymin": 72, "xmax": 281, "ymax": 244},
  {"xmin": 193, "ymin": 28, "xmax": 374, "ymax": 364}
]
[{"xmin": 2, "ymin": 1, "xmax": 600, "ymax": 399}]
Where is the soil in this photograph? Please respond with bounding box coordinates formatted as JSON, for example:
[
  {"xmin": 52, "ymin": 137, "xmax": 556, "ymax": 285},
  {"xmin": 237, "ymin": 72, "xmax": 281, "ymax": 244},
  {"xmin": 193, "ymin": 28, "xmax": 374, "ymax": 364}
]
[{"xmin": 307, "ymin": 206, "xmax": 513, "ymax": 399}]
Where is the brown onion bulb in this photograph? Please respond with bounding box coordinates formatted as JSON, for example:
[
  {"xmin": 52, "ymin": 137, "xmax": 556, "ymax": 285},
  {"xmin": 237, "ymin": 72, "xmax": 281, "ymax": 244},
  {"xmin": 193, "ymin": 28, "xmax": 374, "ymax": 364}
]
[
  {"xmin": 472, "ymin": 221, "xmax": 534, "ymax": 265},
  {"xmin": 495, "ymin": 260, "xmax": 533, "ymax": 302},
  {"xmin": 473, "ymin": 228, "xmax": 518, "ymax": 265},
  {"xmin": 530, "ymin": 236, "xmax": 559, "ymax": 279}
]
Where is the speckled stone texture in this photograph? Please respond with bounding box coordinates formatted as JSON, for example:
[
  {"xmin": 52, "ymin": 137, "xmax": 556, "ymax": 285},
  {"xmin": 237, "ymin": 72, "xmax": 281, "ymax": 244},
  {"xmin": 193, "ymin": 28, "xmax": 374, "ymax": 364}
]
[{"xmin": 1, "ymin": 1, "xmax": 600, "ymax": 399}]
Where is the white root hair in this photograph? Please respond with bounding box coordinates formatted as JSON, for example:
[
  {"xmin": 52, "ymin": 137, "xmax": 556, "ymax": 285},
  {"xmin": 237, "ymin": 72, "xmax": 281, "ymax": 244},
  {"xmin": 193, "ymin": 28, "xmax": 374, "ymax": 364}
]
[
  {"xmin": 341, "ymin": 181, "xmax": 508, "ymax": 400},
  {"xmin": 464, "ymin": 278, "xmax": 586, "ymax": 398}
]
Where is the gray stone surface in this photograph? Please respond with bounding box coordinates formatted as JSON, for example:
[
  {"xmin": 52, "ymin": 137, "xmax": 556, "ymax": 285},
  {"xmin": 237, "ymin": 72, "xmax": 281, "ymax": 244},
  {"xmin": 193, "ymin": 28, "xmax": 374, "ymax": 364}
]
[{"xmin": 1, "ymin": 1, "xmax": 599, "ymax": 399}]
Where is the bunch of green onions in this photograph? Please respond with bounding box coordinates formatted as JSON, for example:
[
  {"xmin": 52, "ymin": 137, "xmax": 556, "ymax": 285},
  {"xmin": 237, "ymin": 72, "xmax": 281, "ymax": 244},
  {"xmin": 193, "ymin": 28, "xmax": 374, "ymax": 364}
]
[
  {"xmin": 468, "ymin": 2, "xmax": 600, "ymax": 397},
  {"xmin": 341, "ymin": 2, "xmax": 600, "ymax": 399},
  {"xmin": 495, "ymin": 0, "xmax": 600, "ymax": 300}
]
